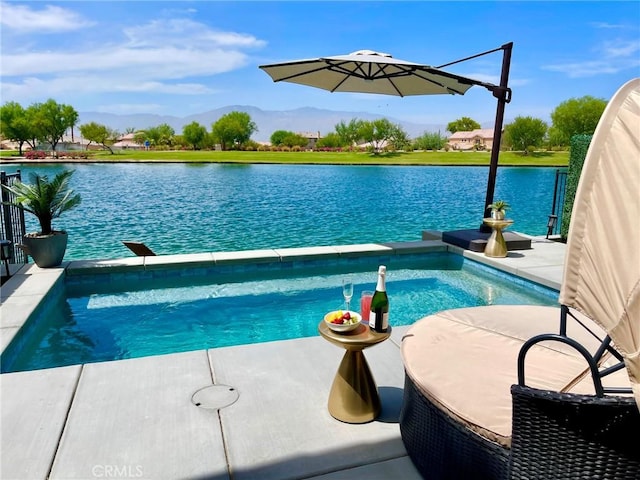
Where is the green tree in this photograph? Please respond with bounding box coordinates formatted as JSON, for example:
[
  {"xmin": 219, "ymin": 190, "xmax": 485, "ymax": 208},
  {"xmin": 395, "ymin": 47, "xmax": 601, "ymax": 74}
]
[
  {"xmin": 172, "ymin": 134, "xmax": 186, "ymax": 149},
  {"xmin": 283, "ymin": 133, "xmax": 308, "ymax": 148},
  {"xmin": 0, "ymin": 101, "xmax": 37, "ymax": 155},
  {"xmin": 134, "ymin": 131, "xmax": 148, "ymax": 147},
  {"xmin": 79, "ymin": 122, "xmax": 118, "ymax": 153},
  {"xmin": 335, "ymin": 118, "xmax": 363, "ymax": 146},
  {"xmin": 358, "ymin": 118, "xmax": 403, "ymax": 153},
  {"xmin": 550, "ymin": 96, "xmax": 607, "ymax": 146},
  {"xmin": 182, "ymin": 121, "xmax": 208, "ymax": 150},
  {"xmin": 156, "ymin": 123, "xmax": 176, "ymax": 147},
  {"xmin": 142, "ymin": 123, "xmax": 175, "ymax": 148},
  {"xmin": 202, "ymin": 132, "xmax": 216, "ymax": 150},
  {"xmin": 30, "ymin": 99, "xmax": 78, "ymax": 156},
  {"xmin": 546, "ymin": 126, "xmax": 565, "ymax": 149},
  {"xmin": 413, "ymin": 131, "xmax": 447, "ymax": 151},
  {"xmin": 388, "ymin": 123, "xmax": 410, "ymax": 151},
  {"xmin": 316, "ymin": 132, "xmax": 347, "ymax": 149},
  {"xmin": 446, "ymin": 116, "xmax": 481, "ymax": 133},
  {"xmin": 270, "ymin": 130, "xmax": 307, "ymax": 148},
  {"xmin": 270, "ymin": 130, "xmax": 293, "ymax": 146},
  {"xmin": 504, "ymin": 116, "xmax": 548, "ymax": 154},
  {"xmin": 211, "ymin": 111, "xmax": 257, "ymax": 150},
  {"xmin": 143, "ymin": 128, "xmax": 160, "ymax": 147},
  {"xmin": 23, "ymin": 105, "xmax": 41, "ymax": 152}
]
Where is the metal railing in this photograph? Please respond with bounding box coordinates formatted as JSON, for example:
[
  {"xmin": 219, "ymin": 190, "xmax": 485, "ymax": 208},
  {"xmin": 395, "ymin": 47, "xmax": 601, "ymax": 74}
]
[
  {"xmin": 546, "ymin": 169, "xmax": 567, "ymax": 238},
  {"xmin": 1, "ymin": 170, "xmax": 27, "ymax": 264}
]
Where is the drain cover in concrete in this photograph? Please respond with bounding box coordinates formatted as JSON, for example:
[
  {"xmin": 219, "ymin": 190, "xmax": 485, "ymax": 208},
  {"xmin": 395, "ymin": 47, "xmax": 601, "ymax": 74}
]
[{"xmin": 191, "ymin": 385, "xmax": 239, "ymax": 410}]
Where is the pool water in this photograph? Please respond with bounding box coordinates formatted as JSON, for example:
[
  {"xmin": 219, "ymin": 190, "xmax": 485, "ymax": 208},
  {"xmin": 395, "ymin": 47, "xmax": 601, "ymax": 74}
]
[{"xmin": 2, "ymin": 254, "xmax": 558, "ymax": 373}]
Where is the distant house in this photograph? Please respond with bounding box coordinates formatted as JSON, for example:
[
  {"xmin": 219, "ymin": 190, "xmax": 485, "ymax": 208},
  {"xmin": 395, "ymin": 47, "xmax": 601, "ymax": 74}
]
[
  {"xmin": 112, "ymin": 133, "xmax": 144, "ymax": 150},
  {"xmin": 448, "ymin": 128, "xmax": 495, "ymax": 151},
  {"xmin": 37, "ymin": 134, "xmax": 92, "ymax": 151},
  {"xmin": 297, "ymin": 131, "xmax": 321, "ymax": 149},
  {"xmin": 1, "ymin": 140, "xmax": 20, "ymax": 150}
]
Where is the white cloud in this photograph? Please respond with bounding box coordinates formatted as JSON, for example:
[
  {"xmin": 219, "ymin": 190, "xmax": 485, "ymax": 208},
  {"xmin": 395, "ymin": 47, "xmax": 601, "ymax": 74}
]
[
  {"xmin": 2, "ymin": 47, "xmax": 249, "ymax": 78},
  {"xmin": 94, "ymin": 104, "xmax": 165, "ymax": 115},
  {"xmin": 589, "ymin": 22, "xmax": 626, "ymax": 30},
  {"xmin": 123, "ymin": 19, "xmax": 265, "ymax": 49},
  {"xmin": 543, "ymin": 60, "xmax": 635, "ymax": 78},
  {"xmin": 541, "ymin": 38, "xmax": 640, "ymax": 78},
  {"xmin": 601, "ymin": 39, "xmax": 640, "ymax": 58},
  {"xmin": 1, "ymin": 14, "xmax": 265, "ymax": 104},
  {"xmin": 2, "ymin": 74, "xmax": 216, "ymax": 100},
  {"xmin": 0, "ymin": 1, "xmax": 95, "ymax": 32}
]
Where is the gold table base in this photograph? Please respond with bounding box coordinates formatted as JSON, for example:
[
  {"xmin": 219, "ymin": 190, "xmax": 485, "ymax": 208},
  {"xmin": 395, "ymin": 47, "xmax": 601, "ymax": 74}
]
[
  {"xmin": 318, "ymin": 322, "xmax": 391, "ymax": 423},
  {"xmin": 483, "ymin": 218, "xmax": 514, "ymax": 258}
]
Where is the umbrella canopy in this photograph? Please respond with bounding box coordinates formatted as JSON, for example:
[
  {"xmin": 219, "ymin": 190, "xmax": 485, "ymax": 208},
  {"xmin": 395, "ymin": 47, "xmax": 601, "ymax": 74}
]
[
  {"xmin": 260, "ymin": 50, "xmax": 488, "ymax": 97},
  {"xmin": 260, "ymin": 45, "xmax": 513, "ymax": 220},
  {"xmin": 559, "ymin": 78, "xmax": 640, "ymax": 407}
]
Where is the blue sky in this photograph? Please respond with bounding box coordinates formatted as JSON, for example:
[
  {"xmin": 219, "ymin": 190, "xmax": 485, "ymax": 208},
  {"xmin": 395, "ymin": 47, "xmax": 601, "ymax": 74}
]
[{"xmin": 1, "ymin": 1, "xmax": 639, "ymax": 128}]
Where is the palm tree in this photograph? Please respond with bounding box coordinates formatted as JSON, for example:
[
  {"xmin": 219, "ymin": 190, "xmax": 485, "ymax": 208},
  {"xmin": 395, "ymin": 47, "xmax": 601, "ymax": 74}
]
[{"xmin": 1, "ymin": 170, "xmax": 81, "ymax": 235}]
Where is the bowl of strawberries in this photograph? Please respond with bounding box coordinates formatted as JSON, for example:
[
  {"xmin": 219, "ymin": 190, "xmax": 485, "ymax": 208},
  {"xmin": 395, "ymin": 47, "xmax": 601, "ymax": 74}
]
[{"xmin": 324, "ymin": 310, "xmax": 363, "ymax": 332}]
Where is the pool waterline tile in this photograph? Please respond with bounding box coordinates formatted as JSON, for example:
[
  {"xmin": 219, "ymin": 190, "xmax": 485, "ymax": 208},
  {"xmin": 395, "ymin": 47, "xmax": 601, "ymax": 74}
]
[
  {"xmin": 333, "ymin": 243, "xmax": 394, "ymax": 257},
  {"xmin": 382, "ymin": 240, "xmax": 447, "ymax": 254},
  {"xmin": 213, "ymin": 248, "xmax": 280, "ymax": 265},
  {"xmin": 274, "ymin": 245, "xmax": 340, "ymax": 262},
  {"xmin": 65, "ymin": 257, "xmax": 145, "ymax": 275},
  {"xmin": 143, "ymin": 252, "xmax": 215, "ymax": 269}
]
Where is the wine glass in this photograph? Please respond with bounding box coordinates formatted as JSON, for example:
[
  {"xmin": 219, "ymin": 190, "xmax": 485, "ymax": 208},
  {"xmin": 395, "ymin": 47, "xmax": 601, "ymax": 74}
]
[{"xmin": 342, "ymin": 277, "xmax": 354, "ymax": 311}]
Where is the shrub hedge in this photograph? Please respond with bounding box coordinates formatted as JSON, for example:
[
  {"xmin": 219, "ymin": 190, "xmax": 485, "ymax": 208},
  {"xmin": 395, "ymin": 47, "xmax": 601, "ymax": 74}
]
[{"xmin": 561, "ymin": 134, "xmax": 592, "ymax": 240}]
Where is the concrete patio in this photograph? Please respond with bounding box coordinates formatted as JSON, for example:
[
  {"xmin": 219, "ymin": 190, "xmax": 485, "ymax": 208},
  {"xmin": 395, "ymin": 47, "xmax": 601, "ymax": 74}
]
[{"xmin": 0, "ymin": 236, "xmax": 566, "ymax": 480}]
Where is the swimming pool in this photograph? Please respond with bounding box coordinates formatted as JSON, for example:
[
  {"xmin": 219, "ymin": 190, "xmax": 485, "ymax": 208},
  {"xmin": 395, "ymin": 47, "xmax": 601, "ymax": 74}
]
[{"xmin": 1, "ymin": 252, "xmax": 558, "ymax": 373}]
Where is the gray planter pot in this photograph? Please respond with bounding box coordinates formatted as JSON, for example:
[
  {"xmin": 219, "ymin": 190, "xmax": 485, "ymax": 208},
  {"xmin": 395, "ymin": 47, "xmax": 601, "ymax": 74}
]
[{"xmin": 21, "ymin": 231, "xmax": 68, "ymax": 268}]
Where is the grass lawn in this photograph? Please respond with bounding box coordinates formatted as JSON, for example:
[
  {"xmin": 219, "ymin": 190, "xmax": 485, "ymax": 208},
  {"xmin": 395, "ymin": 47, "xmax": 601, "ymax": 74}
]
[{"xmin": 1, "ymin": 149, "xmax": 568, "ymax": 167}]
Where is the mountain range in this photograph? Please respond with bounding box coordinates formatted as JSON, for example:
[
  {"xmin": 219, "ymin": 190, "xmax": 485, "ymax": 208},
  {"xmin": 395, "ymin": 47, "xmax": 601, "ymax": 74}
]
[{"xmin": 77, "ymin": 106, "xmax": 460, "ymax": 142}]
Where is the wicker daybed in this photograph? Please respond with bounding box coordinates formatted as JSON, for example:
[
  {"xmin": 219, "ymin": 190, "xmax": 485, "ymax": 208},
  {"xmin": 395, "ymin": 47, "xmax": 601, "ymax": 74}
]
[{"xmin": 400, "ymin": 79, "xmax": 640, "ymax": 479}]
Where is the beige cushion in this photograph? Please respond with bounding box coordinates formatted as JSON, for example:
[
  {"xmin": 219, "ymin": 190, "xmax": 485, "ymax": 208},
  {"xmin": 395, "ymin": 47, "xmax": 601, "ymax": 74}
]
[{"xmin": 401, "ymin": 305, "xmax": 631, "ymax": 447}]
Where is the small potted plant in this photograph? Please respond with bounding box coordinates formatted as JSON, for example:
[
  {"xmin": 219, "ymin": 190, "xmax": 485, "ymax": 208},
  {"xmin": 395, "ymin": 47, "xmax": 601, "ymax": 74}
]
[
  {"xmin": 1, "ymin": 169, "xmax": 81, "ymax": 267},
  {"xmin": 487, "ymin": 200, "xmax": 510, "ymax": 220}
]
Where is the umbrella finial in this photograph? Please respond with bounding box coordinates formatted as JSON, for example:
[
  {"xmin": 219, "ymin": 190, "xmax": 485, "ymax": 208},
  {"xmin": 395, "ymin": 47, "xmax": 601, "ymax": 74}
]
[{"xmin": 350, "ymin": 50, "xmax": 392, "ymax": 58}]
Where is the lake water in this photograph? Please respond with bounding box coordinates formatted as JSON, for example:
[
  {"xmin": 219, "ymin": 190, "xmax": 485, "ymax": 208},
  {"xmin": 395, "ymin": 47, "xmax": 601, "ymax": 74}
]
[{"xmin": 2, "ymin": 163, "xmax": 562, "ymax": 260}]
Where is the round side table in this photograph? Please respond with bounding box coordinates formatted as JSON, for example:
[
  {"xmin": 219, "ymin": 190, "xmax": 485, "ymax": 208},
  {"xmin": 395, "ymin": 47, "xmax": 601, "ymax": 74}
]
[
  {"xmin": 318, "ymin": 321, "xmax": 391, "ymax": 423},
  {"xmin": 482, "ymin": 218, "xmax": 514, "ymax": 258}
]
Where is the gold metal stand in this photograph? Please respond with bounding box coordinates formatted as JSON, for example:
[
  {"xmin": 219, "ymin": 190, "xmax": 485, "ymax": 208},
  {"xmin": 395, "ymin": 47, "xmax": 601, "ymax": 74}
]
[
  {"xmin": 318, "ymin": 322, "xmax": 391, "ymax": 423},
  {"xmin": 483, "ymin": 218, "xmax": 514, "ymax": 258}
]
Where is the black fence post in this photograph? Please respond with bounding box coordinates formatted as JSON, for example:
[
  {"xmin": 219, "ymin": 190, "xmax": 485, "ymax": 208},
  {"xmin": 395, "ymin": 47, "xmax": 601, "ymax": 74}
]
[{"xmin": 1, "ymin": 170, "xmax": 27, "ymax": 264}]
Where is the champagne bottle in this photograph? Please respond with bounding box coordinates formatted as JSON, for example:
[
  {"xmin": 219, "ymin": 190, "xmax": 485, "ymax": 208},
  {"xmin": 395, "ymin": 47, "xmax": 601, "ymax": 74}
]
[{"xmin": 369, "ymin": 265, "xmax": 389, "ymax": 333}]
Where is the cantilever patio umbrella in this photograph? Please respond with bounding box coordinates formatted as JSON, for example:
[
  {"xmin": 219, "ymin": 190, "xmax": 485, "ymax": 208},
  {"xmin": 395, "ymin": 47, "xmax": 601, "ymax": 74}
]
[{"xmin": 260, "ymin": 44, "xmax": 513, "ymax": 222}]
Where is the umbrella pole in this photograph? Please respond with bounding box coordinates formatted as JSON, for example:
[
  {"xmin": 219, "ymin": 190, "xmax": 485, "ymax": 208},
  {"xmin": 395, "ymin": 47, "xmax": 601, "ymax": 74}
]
[{"xmin": 480, "ymin": 42, "xmax": 513, "ymax": 232}]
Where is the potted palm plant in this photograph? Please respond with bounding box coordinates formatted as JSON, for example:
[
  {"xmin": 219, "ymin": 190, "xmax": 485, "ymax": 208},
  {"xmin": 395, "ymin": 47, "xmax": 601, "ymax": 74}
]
[
  {"xmin": 1, "ymin": 169, "xmax": 81, "ymax": 267},
  {"xmin": 487, "ymin": 200, "xmax": 510, "ymax": 220}
]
